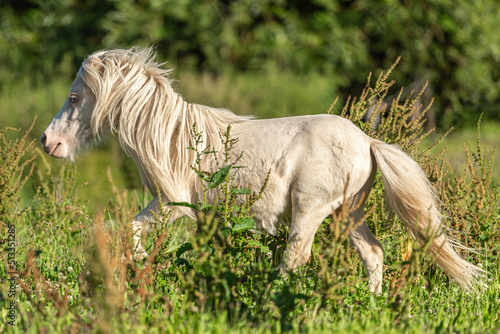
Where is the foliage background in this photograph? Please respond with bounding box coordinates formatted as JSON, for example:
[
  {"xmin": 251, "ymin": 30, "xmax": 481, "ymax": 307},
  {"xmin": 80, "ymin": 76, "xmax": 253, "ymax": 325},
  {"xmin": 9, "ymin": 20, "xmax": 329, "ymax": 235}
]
[{"xmin": 1, "ymin": 0, "xmax": 500, "ymax": 129}]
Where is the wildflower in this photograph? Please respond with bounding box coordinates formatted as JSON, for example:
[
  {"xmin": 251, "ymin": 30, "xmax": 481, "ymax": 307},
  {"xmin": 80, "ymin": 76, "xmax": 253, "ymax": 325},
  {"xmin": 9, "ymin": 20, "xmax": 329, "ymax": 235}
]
[{"xmin": 68, "ymin": 266, "xmax": 73, "ymax": 272}]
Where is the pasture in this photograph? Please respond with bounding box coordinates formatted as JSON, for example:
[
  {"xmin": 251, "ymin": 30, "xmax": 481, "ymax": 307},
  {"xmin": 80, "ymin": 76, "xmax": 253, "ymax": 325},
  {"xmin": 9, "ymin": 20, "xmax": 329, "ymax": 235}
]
[{"xmin": 0, "ymin": 66, "xmax": 499, "ymax": 333}]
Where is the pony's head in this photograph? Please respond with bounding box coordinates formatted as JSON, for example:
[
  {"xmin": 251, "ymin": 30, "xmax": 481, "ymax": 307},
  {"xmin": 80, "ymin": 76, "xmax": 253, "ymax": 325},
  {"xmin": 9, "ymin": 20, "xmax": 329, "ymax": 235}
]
[
  {"xmin": 40, "ymin": 61, "xmax": 97, "ymax": 160},
  {"xmin": 41, "ymin": 47, "xmax": 171, "ymax": 160},
  {"xmin": 41, "ymin": 47, "xmax": 248, "ymax": 200}
]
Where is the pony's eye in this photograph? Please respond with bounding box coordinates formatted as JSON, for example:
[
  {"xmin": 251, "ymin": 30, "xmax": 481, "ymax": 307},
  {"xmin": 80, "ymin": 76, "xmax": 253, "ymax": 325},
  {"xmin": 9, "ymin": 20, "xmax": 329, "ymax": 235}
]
[{"xmin": 69, "ymin": 94, "xmax": 80, "ymax": 103}]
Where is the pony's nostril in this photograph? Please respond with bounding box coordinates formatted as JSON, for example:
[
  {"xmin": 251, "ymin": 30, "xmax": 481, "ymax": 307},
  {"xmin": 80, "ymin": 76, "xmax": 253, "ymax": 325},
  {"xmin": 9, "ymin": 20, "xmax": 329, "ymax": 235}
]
[{"xmin": 40, "ymin": 133, "xmax": 47, "ymax": 145}]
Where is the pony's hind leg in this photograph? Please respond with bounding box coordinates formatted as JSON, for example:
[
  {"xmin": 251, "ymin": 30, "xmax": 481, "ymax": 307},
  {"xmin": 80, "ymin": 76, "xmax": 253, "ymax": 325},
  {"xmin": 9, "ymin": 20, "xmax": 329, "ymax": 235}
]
[
  {"xmin": 284, "ymin": 196, "xmax": 384, "ymax": 294},
  {"xmin": 349, "ymin": 219, "xmax": 384, "ymax": 295},
  {"xmin": 346, "ymin": 171, "xmax": 384, "ymax": 295}
]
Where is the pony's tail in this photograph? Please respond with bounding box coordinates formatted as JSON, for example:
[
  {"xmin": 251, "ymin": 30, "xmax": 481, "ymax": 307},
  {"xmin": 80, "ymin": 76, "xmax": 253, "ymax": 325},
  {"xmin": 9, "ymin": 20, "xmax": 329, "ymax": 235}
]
[{"xmin": 370, "ymin": 141, "xmax": 485, "ymax": 290}]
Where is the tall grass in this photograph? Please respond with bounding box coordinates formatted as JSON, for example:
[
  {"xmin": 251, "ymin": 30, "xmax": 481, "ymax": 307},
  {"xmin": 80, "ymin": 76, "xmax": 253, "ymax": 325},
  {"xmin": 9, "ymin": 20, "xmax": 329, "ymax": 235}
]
[{"xmin": 0, "ymin": 65, "xmax": 499, "ymax": 333}]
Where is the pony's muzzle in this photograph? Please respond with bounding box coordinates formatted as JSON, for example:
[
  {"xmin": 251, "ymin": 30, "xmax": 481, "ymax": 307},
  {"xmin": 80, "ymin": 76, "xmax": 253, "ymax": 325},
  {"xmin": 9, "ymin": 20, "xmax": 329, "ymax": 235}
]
[
  {"xmin": 40, "ymin": 133, "xmax": 47, "ymax": 147},
  {"xmin": 40, "ymin": 132, "xmax": 68, "ymax": 158}
]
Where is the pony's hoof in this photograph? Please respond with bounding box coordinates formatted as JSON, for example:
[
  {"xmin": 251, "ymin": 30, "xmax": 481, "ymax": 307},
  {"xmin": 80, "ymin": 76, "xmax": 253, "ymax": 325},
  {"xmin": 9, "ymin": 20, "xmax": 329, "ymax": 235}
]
[
  {"xmin": 277, "ymin": 263, "xmax": 290, "ymax": 280},
  {"xmin": 369, "ymin": 280, "xmax": 382, "ymax": 295}
]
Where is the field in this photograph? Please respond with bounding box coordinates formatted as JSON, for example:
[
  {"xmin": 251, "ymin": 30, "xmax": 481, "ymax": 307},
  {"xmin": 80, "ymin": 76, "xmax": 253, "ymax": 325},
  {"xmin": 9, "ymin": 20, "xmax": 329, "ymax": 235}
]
[{"xmin": 1, "ymin": 70, "xmax": 499, "ymax": 333}]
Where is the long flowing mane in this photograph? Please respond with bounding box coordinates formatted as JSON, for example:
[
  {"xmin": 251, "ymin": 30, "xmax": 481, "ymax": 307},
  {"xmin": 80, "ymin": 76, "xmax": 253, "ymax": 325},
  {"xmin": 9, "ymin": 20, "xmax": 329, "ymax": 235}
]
[{"xmin": 78, "ymin": 47, "xmax": 252, "ymax": 204}]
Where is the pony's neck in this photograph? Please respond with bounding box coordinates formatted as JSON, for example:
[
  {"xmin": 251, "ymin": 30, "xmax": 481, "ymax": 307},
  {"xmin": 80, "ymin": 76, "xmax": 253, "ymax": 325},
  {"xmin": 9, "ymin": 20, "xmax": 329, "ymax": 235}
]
[{"xmin": 118, "ymin": 88, "xmax": 245, "ymax": 205}]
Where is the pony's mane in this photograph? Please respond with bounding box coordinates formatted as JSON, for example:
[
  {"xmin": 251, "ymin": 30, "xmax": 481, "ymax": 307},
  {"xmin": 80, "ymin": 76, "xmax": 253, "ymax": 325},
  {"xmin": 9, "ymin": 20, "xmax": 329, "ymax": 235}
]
[{"xmin": 78, "ymin": 47, "xmax": 252, "ymax": 204}]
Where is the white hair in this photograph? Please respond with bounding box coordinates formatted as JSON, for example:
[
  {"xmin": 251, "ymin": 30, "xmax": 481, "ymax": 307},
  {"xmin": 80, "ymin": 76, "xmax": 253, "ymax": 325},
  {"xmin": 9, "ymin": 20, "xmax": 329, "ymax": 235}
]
[{"xmin": 79, "ymin": 47, "xmax": 252, "ymax": 203}]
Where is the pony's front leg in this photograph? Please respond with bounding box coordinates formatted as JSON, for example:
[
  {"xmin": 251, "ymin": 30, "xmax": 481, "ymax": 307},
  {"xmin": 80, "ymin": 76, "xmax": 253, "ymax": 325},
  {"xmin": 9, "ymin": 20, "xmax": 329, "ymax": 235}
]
[{"xmin": 131, "ymin": 197, "xmax": 161, "ymax": 260}]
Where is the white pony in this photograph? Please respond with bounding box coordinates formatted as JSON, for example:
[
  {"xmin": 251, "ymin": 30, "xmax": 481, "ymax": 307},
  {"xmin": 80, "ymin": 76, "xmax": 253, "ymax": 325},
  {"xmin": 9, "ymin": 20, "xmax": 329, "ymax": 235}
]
[{"xmin": 41, "ymin": 47, "xmax": 483, "ymax": 294}]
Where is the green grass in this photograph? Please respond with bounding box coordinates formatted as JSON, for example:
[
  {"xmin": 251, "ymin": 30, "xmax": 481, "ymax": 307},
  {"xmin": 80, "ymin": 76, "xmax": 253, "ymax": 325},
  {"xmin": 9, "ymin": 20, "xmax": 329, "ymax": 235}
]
[
  {"xmin": 0, "ymin": 71, "xmax": 499, "ymax": 333},
  {"xmin": 1, "ymin": 193, "xmax": 499, "ymax": 334},
  {"xmin": 5, "ymin": 282, "xmax": 499, "ymax": 333}
]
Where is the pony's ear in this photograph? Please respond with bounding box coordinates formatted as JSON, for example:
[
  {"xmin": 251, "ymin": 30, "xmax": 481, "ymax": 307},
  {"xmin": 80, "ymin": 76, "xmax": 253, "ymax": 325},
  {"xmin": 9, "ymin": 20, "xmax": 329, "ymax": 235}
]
[
  {"xmin": 89, "ymin": 55, "xmax": 101, "ymax": 63},
  {"xmin": 83, "ymin": 55, "xmax": 104, "ymax": 76}
]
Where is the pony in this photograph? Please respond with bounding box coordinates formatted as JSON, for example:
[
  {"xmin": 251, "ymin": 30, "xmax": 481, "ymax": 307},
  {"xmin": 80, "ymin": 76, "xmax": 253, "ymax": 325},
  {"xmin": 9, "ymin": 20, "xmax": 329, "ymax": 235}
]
[{"xmin": 41, "ymin": 47, "xmax": 484, "ymax": 295}]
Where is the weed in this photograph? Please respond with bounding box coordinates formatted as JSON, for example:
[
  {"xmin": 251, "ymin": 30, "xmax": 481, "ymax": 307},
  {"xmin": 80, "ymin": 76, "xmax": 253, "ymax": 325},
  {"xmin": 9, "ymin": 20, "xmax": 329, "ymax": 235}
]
[
  {"xmin": 1, "ymin": 63, "xmax": 499, "ymax": 333},
  {"xmin": 0, "ymin": 119, "xmax": 37, "ymax": 220}
]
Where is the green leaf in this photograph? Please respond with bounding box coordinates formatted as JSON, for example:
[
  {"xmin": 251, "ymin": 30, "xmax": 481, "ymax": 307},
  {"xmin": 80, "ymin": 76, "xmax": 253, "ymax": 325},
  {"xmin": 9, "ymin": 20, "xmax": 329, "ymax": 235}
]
[
  {"xmin": 208, "ymin": 165, "xmax": 232, "ymax": 188},
  {"xmin": 247, "ymin": 239, "xmax": 270, "ymax": 253},
  {"xmin": 199, "ymin": 204, "xmax": 213, "ymax": 211},
  {"xmin": 166, "ymin": 202, "xmax": 198, "ymax": 210},
  {"xmin": 220, "ymin": 227, "xmax": 232, "ymax": 237},
  {"xmin": 165, "ymin": 243, "xmax": 182, "ymax": 254},
  {"xmin": 231, "ymin": 217, "xmax": 255, "ymax": 233},
  {"xmin": 232, "ymin": 188, "xmax": 251, "ymax": 195},
  {"xmin": 175, "ymin": 242, "xmax": 193, "ymax": 257},
  {"xmin": 175, "ymin": 258, "xmax": 192, "ymax": 268}
]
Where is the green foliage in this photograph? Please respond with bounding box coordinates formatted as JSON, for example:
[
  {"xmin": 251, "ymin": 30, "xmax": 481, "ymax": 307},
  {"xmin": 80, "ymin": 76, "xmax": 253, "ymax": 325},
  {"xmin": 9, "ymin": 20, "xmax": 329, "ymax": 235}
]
[
  {"xmin": 0, "ymin": 0, "xmax": 116, "ymax": 83},
  {"xmin": 0, "ymin": 120, "xmax": 37, "ymax": 220},
  {"xmin": 440, "ymin": 116, "xmax": 500, "ymax": 253},
  {"xmin": 1, "ymin": 0, "xmax": 500, "ymax": 127},
  {"xmin": 1, "ymin": 67, "xmax": 499, "ymax": 333}
]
